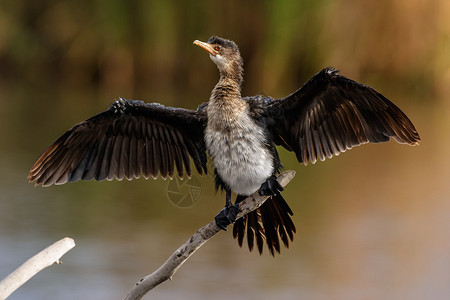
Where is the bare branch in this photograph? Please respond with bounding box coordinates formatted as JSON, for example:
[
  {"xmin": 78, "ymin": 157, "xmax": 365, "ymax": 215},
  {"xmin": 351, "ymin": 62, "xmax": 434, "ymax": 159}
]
[
  {"xmin": 123, "ymin": 170, "xmax": 296, "ymax": 300},
  {"xmin": 0, "ymin": 237, "xmax": 75, "ymax": 299}
]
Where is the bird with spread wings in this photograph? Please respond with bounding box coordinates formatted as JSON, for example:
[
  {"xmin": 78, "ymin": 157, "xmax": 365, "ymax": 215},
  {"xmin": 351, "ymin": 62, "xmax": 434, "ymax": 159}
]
[{"xmin": 29, "ymin": 37, "xmax": 420, "ymax": 256}]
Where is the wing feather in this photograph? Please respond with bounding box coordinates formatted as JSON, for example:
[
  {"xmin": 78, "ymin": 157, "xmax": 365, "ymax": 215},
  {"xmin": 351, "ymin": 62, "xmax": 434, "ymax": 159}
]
[
  {"xmin": 266, "ymin": 68, "xmax": 420, "ymax": 165},
  {"xmin": 28, "ymin": 98, "xmax": 207, "ymax": 186}
]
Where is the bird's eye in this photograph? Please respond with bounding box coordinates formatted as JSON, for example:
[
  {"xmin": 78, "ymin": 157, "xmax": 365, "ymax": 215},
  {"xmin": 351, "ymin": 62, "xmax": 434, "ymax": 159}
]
[{"xmin": 214, "ymin": 46, "xmax": 221, "ymax": 51}]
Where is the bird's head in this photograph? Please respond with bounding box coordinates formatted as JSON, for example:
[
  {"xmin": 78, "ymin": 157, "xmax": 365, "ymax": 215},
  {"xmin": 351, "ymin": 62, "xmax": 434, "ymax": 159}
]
[{"xmin": 194, "ymin": 36, "xmax": 243, "ymax": 83}]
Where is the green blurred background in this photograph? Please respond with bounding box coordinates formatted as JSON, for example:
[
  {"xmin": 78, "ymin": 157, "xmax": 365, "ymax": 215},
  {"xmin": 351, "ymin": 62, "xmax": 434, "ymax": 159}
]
[{"xmin": 0, "ymin": 0, "xmax": 449, "ymax": 299}]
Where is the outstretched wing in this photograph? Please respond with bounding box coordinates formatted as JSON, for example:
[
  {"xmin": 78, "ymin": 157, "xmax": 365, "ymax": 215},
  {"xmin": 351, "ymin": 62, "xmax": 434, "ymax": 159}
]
[
  {"xmin": 29, "ymin": 98, "xmax": 207, "ymax": 186},
  {"xmin": 265, "ymin": 68, "xmax": 420, "ymax": 165}
]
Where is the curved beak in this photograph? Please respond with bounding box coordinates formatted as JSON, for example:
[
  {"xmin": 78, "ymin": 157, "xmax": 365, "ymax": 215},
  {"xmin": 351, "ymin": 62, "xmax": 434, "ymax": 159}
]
[{"xmin": 193, "ymin": 40, "xmax": 218, "ymax": 56}]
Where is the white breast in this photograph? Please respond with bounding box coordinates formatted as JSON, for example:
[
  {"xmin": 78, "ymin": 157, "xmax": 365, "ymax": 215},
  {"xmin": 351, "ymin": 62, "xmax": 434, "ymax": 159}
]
[{"xmin": 205, "ymin": 113, "xmax": 274, "ymax": 196}]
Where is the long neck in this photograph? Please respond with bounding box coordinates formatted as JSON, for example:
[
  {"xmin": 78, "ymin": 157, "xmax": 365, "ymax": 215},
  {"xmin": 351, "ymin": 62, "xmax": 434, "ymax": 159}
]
[
  {"xmin": 212, "ymin": 76, "xmax": 242, "ymax": 102},
  {"xmin": 211, "ymin": 59, "xmax": 244, "ymax": 103},
  {"xmin": 208, "ymin": 63, "xmax": 246, "ymax": 129}
]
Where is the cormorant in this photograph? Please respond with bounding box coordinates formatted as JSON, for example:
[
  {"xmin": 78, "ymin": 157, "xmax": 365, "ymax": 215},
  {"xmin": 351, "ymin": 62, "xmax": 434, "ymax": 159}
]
[{"xmin": 28, "ymin": 36, "xmax": 420, "ymax": 255}]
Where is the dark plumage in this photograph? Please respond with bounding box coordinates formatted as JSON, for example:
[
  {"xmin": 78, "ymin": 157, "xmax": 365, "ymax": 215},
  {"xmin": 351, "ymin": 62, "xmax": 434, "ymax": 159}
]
[
  {"xmin": 29, "ymin": 36, "xmax": 420, "ymax": 256},
  {"xmin": 29, "ymin": 99, "xmax": 207, "ymax": 185}
]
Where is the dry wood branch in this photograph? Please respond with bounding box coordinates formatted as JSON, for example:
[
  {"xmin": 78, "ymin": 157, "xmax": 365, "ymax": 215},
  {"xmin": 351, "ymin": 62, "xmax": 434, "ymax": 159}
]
[
  {"xmin": 123, "ymin": 170, "xmax": 296, "ymax": 300},
  {"xmin": 0, "ymin": 237, "xmax": 75, "ymax": 300}
]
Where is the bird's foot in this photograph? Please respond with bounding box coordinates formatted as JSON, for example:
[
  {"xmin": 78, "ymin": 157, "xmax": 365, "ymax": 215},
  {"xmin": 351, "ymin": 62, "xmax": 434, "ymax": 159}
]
[
  {"xmin": 258, "ymin": 175, "xmax": 284, "ymax": 196},
  {"xmin": 215, "ymin": 204, "xmax": 241, "ymax": 231}
]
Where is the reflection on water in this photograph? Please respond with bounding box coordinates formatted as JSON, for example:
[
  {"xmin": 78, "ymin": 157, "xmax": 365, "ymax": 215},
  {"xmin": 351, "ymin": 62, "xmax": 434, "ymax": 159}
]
[{"xmin": 0, "ymin": 83, "xmax": 449, "ymax": 300}]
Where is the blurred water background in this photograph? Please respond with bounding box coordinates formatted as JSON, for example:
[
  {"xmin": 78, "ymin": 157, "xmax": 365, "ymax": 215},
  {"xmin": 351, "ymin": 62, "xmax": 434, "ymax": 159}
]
[{"xmin": 0, "ymin": 1, "xmax": 449, "ymax": 299}]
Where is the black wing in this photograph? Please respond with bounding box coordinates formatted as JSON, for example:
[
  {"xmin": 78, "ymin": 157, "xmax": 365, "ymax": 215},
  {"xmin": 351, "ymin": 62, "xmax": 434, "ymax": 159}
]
[
  {"xmin": 266, "ymin": 68, "xmax": 420, "ymax": 165},
  {"xmin": 29, "ymin": 98, "xmax": 207, "ymax": 186}
]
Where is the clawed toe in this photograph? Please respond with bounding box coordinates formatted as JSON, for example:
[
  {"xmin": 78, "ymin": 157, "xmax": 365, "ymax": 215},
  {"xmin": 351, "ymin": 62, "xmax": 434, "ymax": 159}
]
[
  {"xmin": 258, "ymin": 175, "xmax": 283, "ymax": 196},
  {"xmin": 215, "ymin": 204, "xmax": 241, "ymax": 231}
]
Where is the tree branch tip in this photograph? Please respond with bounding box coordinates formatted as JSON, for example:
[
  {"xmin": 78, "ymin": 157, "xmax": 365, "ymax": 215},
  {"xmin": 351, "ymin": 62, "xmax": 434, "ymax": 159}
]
[
  {"xmin": 278, "ymin": 170, "xmax": 296, "ymax": 183},
  {"xmin": 60, "ymin": 237, "xmax": 76, "ymax": 247},
  {"xmin": 0, "ymin": 237, "xmax": 76, "ymax": 300}
]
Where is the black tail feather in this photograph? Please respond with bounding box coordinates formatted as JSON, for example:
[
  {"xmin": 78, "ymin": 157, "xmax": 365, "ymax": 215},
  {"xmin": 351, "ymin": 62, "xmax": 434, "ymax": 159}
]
[
  {"xmin": 233, "ymin": 217, "xmax": 245, "ymax": 247},
  {"xmin": 246, "ymin": 212, "xmax": 256, "ymax": 251},
  {"xmin": 232, "ymin": 193, "xmax": 296, "ymax": 256}
]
